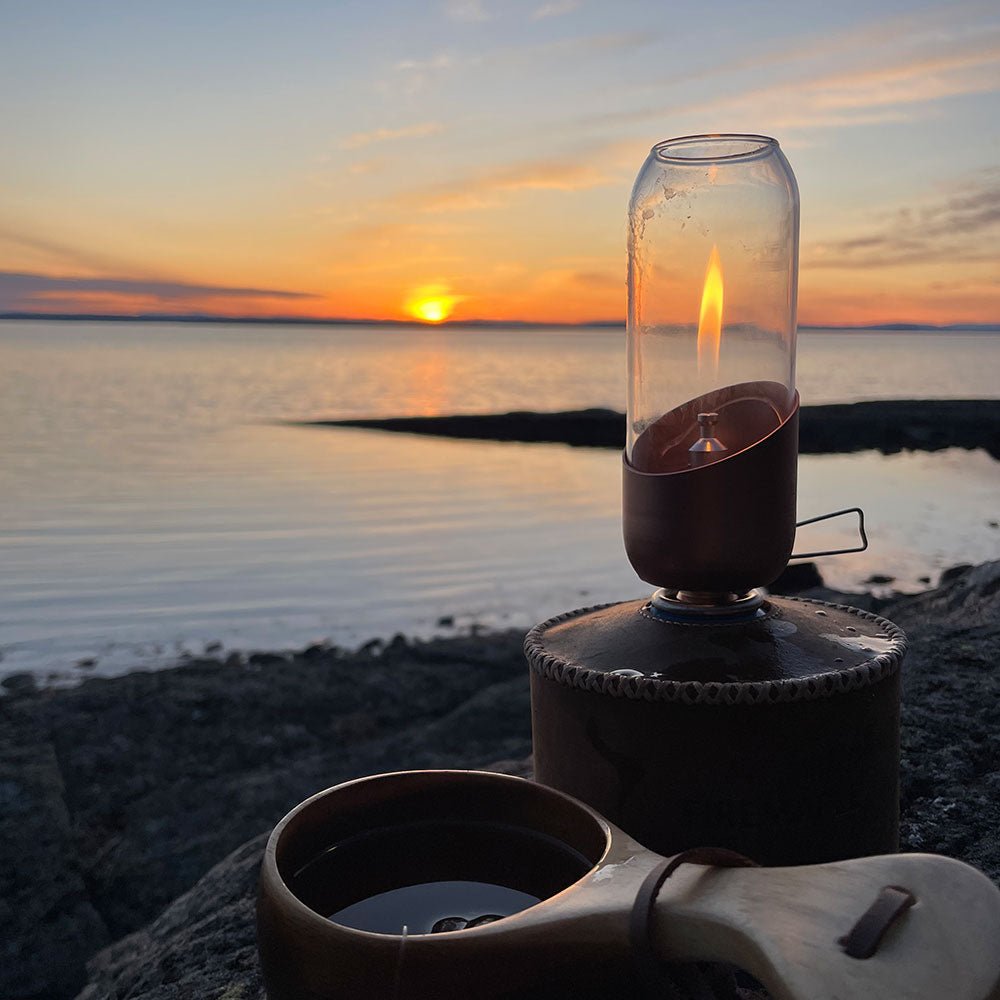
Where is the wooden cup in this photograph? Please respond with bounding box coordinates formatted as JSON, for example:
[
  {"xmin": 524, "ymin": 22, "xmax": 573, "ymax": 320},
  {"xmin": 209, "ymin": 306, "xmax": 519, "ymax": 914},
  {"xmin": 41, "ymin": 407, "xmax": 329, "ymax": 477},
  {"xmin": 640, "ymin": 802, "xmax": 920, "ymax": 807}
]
[{"xmin": 257, "ymin": 770, "xmax": 1000, "ymax": 1000}]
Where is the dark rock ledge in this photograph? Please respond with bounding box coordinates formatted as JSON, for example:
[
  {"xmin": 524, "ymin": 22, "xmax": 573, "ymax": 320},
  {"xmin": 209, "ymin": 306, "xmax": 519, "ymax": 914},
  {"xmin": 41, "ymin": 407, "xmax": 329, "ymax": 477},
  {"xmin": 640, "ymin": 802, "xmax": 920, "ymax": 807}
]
[
  {"xmin": 1, "ymin": 564, "xmax": 998, "ymax": 999},
  {"xmin": 296, "ymin": 399, "xmax": 1000, "ymax": 459}
]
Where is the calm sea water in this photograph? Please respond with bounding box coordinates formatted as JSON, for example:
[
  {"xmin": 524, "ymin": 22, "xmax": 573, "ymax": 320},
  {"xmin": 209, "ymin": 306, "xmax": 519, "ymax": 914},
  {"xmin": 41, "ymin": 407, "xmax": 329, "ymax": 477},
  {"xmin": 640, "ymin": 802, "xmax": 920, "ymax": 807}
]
[{"xmin": 2, "ymin": 320, "xmax": 998, "ymax": 682}]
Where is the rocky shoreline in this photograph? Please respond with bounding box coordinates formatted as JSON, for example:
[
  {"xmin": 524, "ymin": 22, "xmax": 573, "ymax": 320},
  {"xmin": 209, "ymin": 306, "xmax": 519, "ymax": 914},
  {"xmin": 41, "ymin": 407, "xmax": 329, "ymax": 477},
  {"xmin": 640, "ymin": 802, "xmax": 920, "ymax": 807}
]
[
  {"xmin": 2, "ymin": 562, "xmax": 999, "ymax": 999},
  {"xmin": 300, "ymin": 398, "xmax": 1000, "ymax": 458}
]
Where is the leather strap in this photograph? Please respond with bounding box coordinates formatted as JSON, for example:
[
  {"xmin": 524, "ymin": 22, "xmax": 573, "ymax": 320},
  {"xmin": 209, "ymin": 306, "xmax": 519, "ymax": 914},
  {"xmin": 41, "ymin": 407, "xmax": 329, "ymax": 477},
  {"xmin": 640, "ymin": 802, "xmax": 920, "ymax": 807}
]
[
  {"xmin": 839, "ymin": 884, "xmax": 916, "ymax": 960},
  {"xmin": 630, "ymin": 848, "xmax": 761, "ymax": 999}
]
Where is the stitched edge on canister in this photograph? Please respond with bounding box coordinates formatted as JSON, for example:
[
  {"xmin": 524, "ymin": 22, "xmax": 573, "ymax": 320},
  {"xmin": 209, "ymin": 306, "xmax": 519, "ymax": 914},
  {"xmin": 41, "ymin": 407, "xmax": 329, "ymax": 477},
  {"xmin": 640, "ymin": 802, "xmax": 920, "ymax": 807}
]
[{"xmin": 523, "ymin": 598, "xmax": 907, "ymax": 705}]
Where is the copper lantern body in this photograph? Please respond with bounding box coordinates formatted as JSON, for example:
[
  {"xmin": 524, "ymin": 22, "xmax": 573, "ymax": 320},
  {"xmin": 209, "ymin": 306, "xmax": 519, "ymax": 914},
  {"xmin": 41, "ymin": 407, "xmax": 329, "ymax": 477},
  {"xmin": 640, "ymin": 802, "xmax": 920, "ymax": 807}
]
[{"xmin": 624, "ymin": 134, "xmax": 800, "ymax": 597}]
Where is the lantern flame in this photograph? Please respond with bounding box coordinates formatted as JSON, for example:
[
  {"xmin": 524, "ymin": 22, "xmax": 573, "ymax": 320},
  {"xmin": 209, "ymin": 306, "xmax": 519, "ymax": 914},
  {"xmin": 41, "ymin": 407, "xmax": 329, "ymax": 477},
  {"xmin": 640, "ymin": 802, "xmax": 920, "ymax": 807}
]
[{"xmin": 697, "ymin": 245, "xmax": 723, "ymax": 374}]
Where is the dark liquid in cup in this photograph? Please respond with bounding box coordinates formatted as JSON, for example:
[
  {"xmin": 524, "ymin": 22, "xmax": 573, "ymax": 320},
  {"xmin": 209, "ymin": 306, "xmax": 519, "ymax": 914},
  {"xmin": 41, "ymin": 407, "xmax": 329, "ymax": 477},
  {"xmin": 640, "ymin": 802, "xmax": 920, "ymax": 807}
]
[
  {"xmin": 290, "ymin": 819, "xmax": 592, "ymax": 935},
  {"xmin": 329, "ymin": 879, "xmax": 540, "ymax": 934}
]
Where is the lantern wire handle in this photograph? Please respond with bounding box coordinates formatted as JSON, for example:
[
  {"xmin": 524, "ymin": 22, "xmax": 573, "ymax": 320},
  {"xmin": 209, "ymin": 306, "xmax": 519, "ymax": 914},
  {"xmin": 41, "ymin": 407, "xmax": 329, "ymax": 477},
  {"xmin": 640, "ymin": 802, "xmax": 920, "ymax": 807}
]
[{"xmin": 789, "ymin": 507, "xmax": 869, "ymax": 561}]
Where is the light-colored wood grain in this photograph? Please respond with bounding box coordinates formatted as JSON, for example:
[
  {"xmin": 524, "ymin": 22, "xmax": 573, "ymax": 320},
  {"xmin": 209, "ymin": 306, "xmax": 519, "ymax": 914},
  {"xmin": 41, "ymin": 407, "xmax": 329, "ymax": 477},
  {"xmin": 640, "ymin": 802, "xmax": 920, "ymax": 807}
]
[{"xmin": 653, "ymin": 853, "xmax": 1000, "ymax": 1000}]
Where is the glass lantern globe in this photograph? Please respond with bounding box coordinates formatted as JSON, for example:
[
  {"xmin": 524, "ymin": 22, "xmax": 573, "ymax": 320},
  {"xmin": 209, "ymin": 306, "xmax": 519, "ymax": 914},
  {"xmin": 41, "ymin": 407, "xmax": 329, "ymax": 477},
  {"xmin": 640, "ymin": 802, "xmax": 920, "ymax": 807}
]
[{"xmin": 623, "ymin": 134, "xmax": 801, "ymax": 598}]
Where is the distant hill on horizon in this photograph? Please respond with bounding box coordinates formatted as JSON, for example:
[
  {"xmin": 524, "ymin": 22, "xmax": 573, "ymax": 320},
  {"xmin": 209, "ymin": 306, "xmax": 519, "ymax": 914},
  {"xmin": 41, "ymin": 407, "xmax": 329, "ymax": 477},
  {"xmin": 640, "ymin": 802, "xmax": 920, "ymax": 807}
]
[{"xmin": 1, "ymin": 311, "xmax": 998, "ymax": 333}]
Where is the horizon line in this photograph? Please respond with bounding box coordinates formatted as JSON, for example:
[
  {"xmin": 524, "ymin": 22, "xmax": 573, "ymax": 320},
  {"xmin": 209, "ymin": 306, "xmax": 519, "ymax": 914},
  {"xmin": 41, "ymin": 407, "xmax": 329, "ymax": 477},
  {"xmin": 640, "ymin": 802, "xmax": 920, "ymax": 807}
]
[{"xmin": 1, "ymin": 311, "xmax": 998, "ymax": 333}]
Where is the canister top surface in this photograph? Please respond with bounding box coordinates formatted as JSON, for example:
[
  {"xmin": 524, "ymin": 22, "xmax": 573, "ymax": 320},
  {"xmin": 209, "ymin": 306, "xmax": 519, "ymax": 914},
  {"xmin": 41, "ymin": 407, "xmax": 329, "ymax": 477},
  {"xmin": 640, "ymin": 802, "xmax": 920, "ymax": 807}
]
[{"xmin": 526, "ymin": 596, "xmax": 906, "ymax": 705}]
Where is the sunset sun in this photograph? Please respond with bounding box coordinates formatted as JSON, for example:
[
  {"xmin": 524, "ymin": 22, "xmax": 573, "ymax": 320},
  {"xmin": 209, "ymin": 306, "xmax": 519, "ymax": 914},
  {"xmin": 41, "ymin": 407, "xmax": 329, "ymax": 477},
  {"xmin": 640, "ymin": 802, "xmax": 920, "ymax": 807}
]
[{"xmin": 405, "ymin": 285, "xmax": 463, "ymax": 324}]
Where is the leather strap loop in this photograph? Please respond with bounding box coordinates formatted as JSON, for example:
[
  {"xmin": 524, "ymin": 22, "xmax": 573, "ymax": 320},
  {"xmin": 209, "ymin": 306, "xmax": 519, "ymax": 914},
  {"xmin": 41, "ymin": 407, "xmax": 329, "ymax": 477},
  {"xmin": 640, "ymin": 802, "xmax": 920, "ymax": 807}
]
[
  {"xmin": 839, "ymin": 884, "xmax": 916, "ymax": 960},
  {"xmin": 629, "ymin": 848, "xmax": 760, "ymax": 998}
]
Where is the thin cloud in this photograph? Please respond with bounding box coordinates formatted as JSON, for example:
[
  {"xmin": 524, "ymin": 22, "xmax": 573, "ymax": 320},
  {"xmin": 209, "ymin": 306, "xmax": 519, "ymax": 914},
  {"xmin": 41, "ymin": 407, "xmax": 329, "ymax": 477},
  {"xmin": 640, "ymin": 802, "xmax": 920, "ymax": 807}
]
[
  {"xmin": 531, "ymin": 0, "xmax": 581, "ymax": 21},
  {"xmin": 341, "ymin": 122, "xmax": 445, "ymax": 150},
  {"xmin": 651, "ymin": 1, "xmax": 998, "ymax": 88},
  {"xmin": 348, "ymin": 158, "xmax": 386, "ymax": 176},
  {"xmin": 444, "ymin": 0, "xmax": 491, "ymax": 22},
  {"xmin": 611, "ymin": 43, "xmax": 1000, "ymax": 130},
  {"xmin": 574, "ymin": 7, "xmax": 1000, "ymax": 133},
  {"xmin": 805, "ymin": 171, "xmax": 1000, "ymax": 270},
  {"xmin": 420, "ymin": 191, "xmax": 505, "ymax": 214},
  {"xmin": 484, "ymin": 159, "xmax": 610, "ymax": 192},
  {"xmin": 386, "ymin": 27, "xmax": 652, "ymax": 104},
  {"xmin": 772, "ymin": 109, "xmax": 925, "ymax": 130},
  {"xmin": 393, "ymin": 53, "xmax": 456, "ymax": 73},
  {"xmin": 0, "ymin": 227, "xmax": 155, "ymax": 280},
  {"xmin": 568, "ymin": 268, "xmax": 618, "ymax": 288},
  {"xmin": 392, "ymin": 29, "xmax": 651, "ymax": 87},
  {"xmin": 390, "ymin": 53, "xmax": 458, "ymax": 96},
  {"xmin": 416, "ymin": 156, "xmax": 614, "ymax": 213},
  {"xmin": 336, "ymin": 217, "xmax": 474, "ymax": 270},
  {"xmin": 0, "ymin": 271, "xmax": 316, "ymax": 313},
  {"xmin": 500, "ymin": 29, "xmax": 655, "ymax": 66},
  {"xmin": 801, "ymin": 46, "xmax": 1000, "ymax": 111}
]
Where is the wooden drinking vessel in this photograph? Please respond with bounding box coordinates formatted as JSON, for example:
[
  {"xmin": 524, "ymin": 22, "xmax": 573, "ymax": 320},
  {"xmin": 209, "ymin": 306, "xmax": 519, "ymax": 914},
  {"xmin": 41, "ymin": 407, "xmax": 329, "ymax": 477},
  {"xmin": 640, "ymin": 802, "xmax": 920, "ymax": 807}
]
[{"xmin": 257, "ymin": 770, "xmax": 1000, "ymax": 1000}]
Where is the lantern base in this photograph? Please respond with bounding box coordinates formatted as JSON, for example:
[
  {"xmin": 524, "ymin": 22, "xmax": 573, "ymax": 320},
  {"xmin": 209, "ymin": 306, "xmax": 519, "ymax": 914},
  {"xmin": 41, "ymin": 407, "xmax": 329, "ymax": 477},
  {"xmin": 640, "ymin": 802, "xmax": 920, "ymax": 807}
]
[
  {"xmin": 623, "ymin": 385, "xmax": 799, "ymax": 594},
  {"xmin": 526, "ymin": 594, "xmax": 906, "ymax": 867},
  {"xmin": 649, "ymin": 587, "xmax": 765, "ymax": 622}
]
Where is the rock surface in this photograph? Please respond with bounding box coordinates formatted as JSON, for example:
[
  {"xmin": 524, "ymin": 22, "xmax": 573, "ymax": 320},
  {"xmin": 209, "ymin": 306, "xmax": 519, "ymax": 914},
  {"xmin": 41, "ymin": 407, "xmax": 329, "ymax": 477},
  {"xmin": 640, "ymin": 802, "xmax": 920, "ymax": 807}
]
[
  {"xmin": 302, "ymin": 399, "xmax": 1000, "ymax": 458},
  {"xmin": 77, "ymin": 757, "xmax": 537, "ymax": 1000},
  {"xmin": 75, "ymin": 832, "xmax": 268, "ymax": 1000},
  {"xmin": 0, "ymin": 736, "xmax": 108, "ymax": 999},
  {"xmin": 1, "ymin": 632, "xmax": 533, "ymax": 1000},
  {"xmin": 1, "ymin": 564, "xmax": 998, "ymax": 999},
  {"xmin": 878, "ymin": 562, "xmax": 1000, "ymax": 877}
]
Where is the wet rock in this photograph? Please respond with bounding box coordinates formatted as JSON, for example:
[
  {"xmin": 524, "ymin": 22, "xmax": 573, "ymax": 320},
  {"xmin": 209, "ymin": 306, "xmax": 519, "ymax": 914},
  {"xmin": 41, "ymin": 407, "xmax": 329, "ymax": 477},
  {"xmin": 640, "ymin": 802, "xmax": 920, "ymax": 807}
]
[
  {"xmin": 770, "ymin": 562, "xmax": 823, "ymax": 593},
  {"xmin": 3, "ymin": 630, "xmax": 530, "ymax": 998},
  {"xmin": 0, "ymin": 729, "xmax": 108, "ymax": 999},
  {"xmin": 884, "ymin": 561, "xmax": 1000, "ymax": 880},
  {"xmin": 940, "ymin": 563, "xmax": 974, "ymax": 584},
  {"xmin": 77, "ymin": 757, "xmax": 538, "ymax": 1000},
  {"xmin": 1, "ymin": 565, "xmax": 997, "ymax": 1000},
  {"xmin": 76, "ymin": 833, "xmax": 267, "ymax": 1000},
  {"xmin": 247, "ymin": 651, "xmax": 287, "ymax": 668},
  {"xmin": 299, "ymin": 641, "xmax": 330, "ymax": 661},
  {"xmin": 386, "ymin": 633, "xmax": 408, "ymax": 653},
  {"xmin": 302, "ymin": 400, "xmax": 1000, "ymax": 458},
  {"xmin": 1, "ymin": 672, "xmax": 38, "ymax": 696},
  {"xmin": 890, "ymin": 560, "xmax": 1000, "ymax": 630}
]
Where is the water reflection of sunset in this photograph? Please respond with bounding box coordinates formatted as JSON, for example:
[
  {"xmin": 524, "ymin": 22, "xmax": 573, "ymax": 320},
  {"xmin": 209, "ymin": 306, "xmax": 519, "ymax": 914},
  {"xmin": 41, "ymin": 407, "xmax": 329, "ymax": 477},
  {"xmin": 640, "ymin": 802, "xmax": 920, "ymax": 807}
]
[{"xmin": 409, "ymin": 349, "xmax": 449, "ymax": 416}]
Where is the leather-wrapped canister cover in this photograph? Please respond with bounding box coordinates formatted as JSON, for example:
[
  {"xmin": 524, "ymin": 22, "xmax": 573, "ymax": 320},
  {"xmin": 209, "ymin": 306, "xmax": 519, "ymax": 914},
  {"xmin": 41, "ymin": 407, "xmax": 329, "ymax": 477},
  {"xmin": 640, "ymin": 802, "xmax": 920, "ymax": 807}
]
[{"xmin": 527, "ymin": 595, "xmax": 906, "ymax": 867}]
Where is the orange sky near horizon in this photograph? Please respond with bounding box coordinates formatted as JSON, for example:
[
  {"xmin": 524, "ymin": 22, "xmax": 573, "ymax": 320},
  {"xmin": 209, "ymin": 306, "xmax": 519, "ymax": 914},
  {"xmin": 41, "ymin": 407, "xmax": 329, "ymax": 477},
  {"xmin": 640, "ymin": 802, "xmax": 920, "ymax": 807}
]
[{"xmin": 1, "ymin": 1, "xmax": 998, "ymax": 328}]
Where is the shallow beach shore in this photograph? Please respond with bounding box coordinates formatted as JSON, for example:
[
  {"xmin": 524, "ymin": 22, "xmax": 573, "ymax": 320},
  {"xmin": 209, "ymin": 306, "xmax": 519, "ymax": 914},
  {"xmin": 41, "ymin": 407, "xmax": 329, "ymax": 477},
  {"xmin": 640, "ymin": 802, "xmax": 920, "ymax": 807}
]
[{"xmin": 2, "ymin": 561, "xmax": 999, "ymax": 998}]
